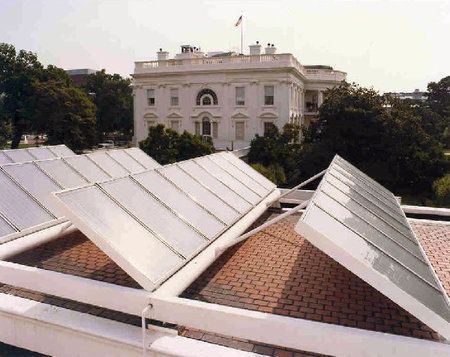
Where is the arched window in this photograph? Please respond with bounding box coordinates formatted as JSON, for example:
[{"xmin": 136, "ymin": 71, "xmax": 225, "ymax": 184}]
[
  {"xmin": 202, "ymin": 117, "xmax": 211, "ymax": 136},
  {"xmin": 196, "ymin": 89, "xmax": 218, "ymax": 106}
]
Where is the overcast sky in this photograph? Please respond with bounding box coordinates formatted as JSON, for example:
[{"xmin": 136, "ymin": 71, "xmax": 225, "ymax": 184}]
[{"xmin": 1, "ymin": 0, "xmax": 449, "ymax": 92}]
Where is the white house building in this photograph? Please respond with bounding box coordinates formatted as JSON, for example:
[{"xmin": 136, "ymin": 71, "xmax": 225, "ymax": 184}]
[{"xmin": 132, "ymin": 43, "xmax": 346, "ymax": 149}]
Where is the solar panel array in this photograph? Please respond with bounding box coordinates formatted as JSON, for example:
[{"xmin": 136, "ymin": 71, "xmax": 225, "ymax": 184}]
[
  {"xmin": 0, "ymin": 147, "xmax": 161, "ymax": 244},
  {"xmin": 0, "ymin": 145, "xmax": 75, "ymax": 164},
  {"xmin": 295, "ymin": 155, "xmax": 450, "ymax": 340},
  {"xmin": 54, "ymin": 152, "xmax": 277, "ymax": 291}
]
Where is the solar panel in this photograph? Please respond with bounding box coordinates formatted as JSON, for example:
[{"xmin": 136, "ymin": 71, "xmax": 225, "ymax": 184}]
[
  {"xmin": 27, "ymin": 147, "xmax": 57, "ymax": 160},
  {"xmin": 36, "ymin": 159, "xmax": 88, "ymax": 189},
  {"xmin": 0, "ymin": 152, "xmax": 13, "ymax": 166},
  {"xmin": 88, "ymin": 151, "xmax": 129, "ymax": 178},
  {"xmin": 55, "ymin": 186, "xmax": 183, "ymax": 291},
  {"xmin": 195, "ymin": 156, "xmax": 261, "ymax": 204},
  {"xmin": 0, "ymin": 170, "xmax": 54, "ymax": 230},
  {"xmin": 159, "ymin": 164, "xmax": 240, "ymax": 225},
  {"xmin": 48, "ymin": 144, "xmax": 76, "ymax": 157},
  {"xmin": 100, "ymin": 177, "xmax": 207, "ymax": 258},
  {"xmin": 64, "ymin": 155, "xmax": 111, "ymax": 182},
  {"xmin": 2, "ymin": 163, "xmax": 63, "ymax": 218},
  {"xmin": 178, "ymin": 160, "xmax": 252, "ymax": 213},
  {"xmin": 125, "ymin": 147, "xmax": 161, "ymax": 169},
  {"xmin": 0, "ymin": 214, "xmax": 16, "ymax": 237},
  {"xmin": 133, "ymin": 170, "xmax": 226, "ymax": 238},
  {"xmin": 295, "ymin": 155, "xmax": 450, "ymax": 340},
  {"xmin": 54, "ymin": 153, "xmax": 277, "ymax": 291},
  {"xmin": 106, "ymin": 150, "xmax": 146, "ymax": 173},
  {"xmin": 3, "ymin": 149, "xmax": 35, "ymax": 163}
]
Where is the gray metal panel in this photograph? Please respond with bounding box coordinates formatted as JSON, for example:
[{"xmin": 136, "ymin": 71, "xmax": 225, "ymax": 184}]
[
  {"xmin": 125, "ymin": 148, "xmax": 161, "ymax": 169},
  {"xmin": 64, "ymin": 155, "xmax": 111, "ymax": 182},
  {"xmin": 107, "ymin": 150, "xmax": 146, "ymax": 173},
  {"xmin": 0, "ymin": 152, "xmax": 13, "ymax": 165},
  {"xmin": 0, "ymin": 215, "xmax": 16, "ymax": 237},
  {"xmin": 27, "ymin": 147, "xmax": 56, "ymax": 160},
  {"xmin": 2, "ymin": 163, "xmax": 63, "ymax": 218},
  {"xmin": 3, "ymin": 149, "xmax": 35, "ymax": 163},
  {"xmin": 296, "ymin": 155, "xmax": 450, "ymax": 339},
  {"xmin": 37, "ymin": 159, "xmax": 88, "ymax": 189},
  {"xmin": 100, "ymin": 177, "xmax": 207, "ymax": 258},
  {"xmin": 88, "ymin": 151, "xmax": 129, "ymax": 178},
  {"xmin": 0, "ymin": 170, "xmax": 54, "ymax": 230},
  {"xmin": 48, "ymin": 145, "xmax": 75, "ymax": 157}
]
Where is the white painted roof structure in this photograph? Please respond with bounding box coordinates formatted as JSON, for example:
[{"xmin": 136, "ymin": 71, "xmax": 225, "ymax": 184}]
[
  {"xmin": 0, "ymin": 144, "xmax": 75, "ymax": 164},
  {"xmin": 295, "ymin": 154, "xmax": 450, "ymax": 340},
  {"xmin": 53, "ymin": 152, "xmax": 277, "ymax": 291}
]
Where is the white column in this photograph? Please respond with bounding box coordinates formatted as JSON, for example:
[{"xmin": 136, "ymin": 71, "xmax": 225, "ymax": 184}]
[{"xmin": 318, "ymin": 90, "xmax": 323, "ymax": 107}]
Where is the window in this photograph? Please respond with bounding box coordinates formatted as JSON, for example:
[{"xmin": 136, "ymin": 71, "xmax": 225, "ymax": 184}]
[
  {"xmin": 235, "ymin": 122, "xmax": 245, "ymax": 140},
  {"xmin": 196, "ymin": 89, "xmax": 218, "ymax": 106},
  {"xmin": 195, "ymin": 122, "xmax": 200, "ymax": 135},
  {"xmin": 201, "ymin": 95, "xmax": 212, "ymax": 106},
  {"xmin": 202, "ymin": 117, "xmax": 211, "ymax": 136},
  {"xmin": 212, "ymin": 122, "xmax": 218, "ymax": 139},
  {"xmin": 147, "ymin": 89, "xmax": 155, "ymax": 106},
  {"xmin": 264, "ymin": 85, "xmax": 274, "ymax": 106},
  {"xmin": 146, "ymin": 120, "xmax": 156, "ymax": 128},
  {"xmin": 170, "ymin": 89, "xmax": 179, "ymax": 106},
  {"xmin": 264, "ymin": 122, "xmax": 275, "ymax": 135},
  {"xmin": 235, "ymin": 87, "xmax": 245, "ymax": 106},
  {"xmin": 170, "ymin": 120, "xmax": 180, "ymax": 133}
]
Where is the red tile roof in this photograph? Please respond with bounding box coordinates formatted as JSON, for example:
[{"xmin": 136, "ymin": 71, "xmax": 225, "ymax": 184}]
[
  {"xmin": 182, "ymin": 213, "xmax": 444, "ymax": 342},
  {"xmin": 411, "ymin": 220, "xmax": 450, "ymax": 298}
]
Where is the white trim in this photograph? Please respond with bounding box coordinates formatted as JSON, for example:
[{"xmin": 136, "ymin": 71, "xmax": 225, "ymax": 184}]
[
  {"xmin": 0, "ymin": 294, "xmax": 252, "ymax": 357},
  {"xmin": 0, "ymin": 218, "xmax": 68, "ymax": 245},
  {"xmin": 402, "ymin": 205, "xmax": 450, "ymax": 218},
  {"xmin": 0, "ymin": 260, "xmax": 150, "ymax": 316},
  {"xmin": 149, "ymin": 295, "xmax": 450, "ymax": 357}
]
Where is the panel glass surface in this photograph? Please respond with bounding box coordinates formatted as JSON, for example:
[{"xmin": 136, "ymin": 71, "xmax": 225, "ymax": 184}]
[
  {"xmin": 160, "ymin": 164, "xmax": 240, "ymax": 225},
  {"xmin": 0, "ymin": 171, "xmax": 54, "ymax": 230},
  {"xmin": 101, "ymin": 177, "xmax": 206, "ymax": 258},
  {"xmin": 126, "ymin": 148, "xmax": 161, "ymax": 169},
  {"xmin": 88, "ymin": 152, "xmax": 129, "ymax": 178},
  {"xmin": 2, "ymin": 163, "xmax": 63, "ymax": 217},
  {"xmin": 178, "ymin": 160, "xmax": 252, "ymax": 213},
  {"xmin": 3, "ymin": 149, "xmax": 35, "ymax": 163},
  {"xmin": 209, "ymin": 154, "xmax": 268, "ymax": 197},
  {"xmin": 27, "ymin": 147, "xmax": 56, "ymax": 160},
  {"xmin": 57, "ymin": 186, "xmax": 182, "ymax": 287},
  {"xmin": 0, "ymin": 215, "xmax": 16, "ymax": 237},
  {"xmin": 37, "ymin": 159, "xmax": 88, "ymax": 189},
  {"xmin": 64, "ymin": 156, "xmax": 111, "ymax": 182},
  {"xmin": 48, "ymin": 145, "xmax": 76, "ymax": 157},
  {"xmin": 296, "ymin": 155, "xmax": 450, "ymax": 337},
  {"xmin": 0, "ymin": 152, "xmax": 13, "ymax": 166},
  {"xmin": 223, "ymin": 152, "xmax": 276, "ymax": 190},
  {"xmin": 107, "ymin": 150, "xmax": 145, "ymax": 173},
  {"xmin": 133, "ymin": 170, "xmax": 225, "ymax": 238},
  {"xmin": 195, "ymin": 157, "xmax": 261, "ymax": 204}
]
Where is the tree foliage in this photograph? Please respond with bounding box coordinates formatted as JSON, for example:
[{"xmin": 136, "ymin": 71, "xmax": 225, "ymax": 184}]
[
  {"xmin": 0, "ymin": 43, "xmax": 43, "ymax": 147},
  {"xmin": 298, "ymin": 82, "xmax": 445, "ymax": 194},
  {"xmin": 84, "ymin": 69, "xmax": 133, "ymax": 140},
  {"xmin": 432, "ymin": 175, "xmax": 450, "ymax": 207},
  {"xmin": 139, "ymin": 124, "xmax": 213, "ymax": 164}
]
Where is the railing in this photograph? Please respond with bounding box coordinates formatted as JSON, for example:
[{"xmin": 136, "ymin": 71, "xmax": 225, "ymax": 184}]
[{"xmin": 135, "ymin": 54, "xmax": 346, "ymax": 82}]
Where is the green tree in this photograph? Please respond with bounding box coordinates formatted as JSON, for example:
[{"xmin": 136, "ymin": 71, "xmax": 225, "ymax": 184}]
[
  {"xmin": 0, "ymin": 43, "xmax": 43, "ymax": 148},
  {"xmin": 84, "ymin": 69, "xmax": 133, "ymax": 141},
  {"xmin": 139, "ymin": 124, "xmax": 213, "ymax": 164},
  {"xmin": 427, "ymin": 76, "xmax": 450, "ymax": 118},
  {"xmin": 0, "ymin": 96, "xmax": 10, "ymax": 148},
  {"xmin": 433, "ymin": 175, "xmax": 450, "ymax": 207},
  {"xmin": 31, "ymin": 79, "xmax": 96, "ymax": 151},
  {"xmin": 298, "ymin": 82, "xmax": 445, "ymax": 195}
]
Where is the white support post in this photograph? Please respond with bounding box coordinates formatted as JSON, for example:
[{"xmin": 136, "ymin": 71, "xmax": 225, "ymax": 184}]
[
  {"xmin": 149, "ymin": 295, "xmax": 450, "ymax": 357},
  {"xmin": 215, "ymin": 200, "xmax": 309, "ymax": 257}
]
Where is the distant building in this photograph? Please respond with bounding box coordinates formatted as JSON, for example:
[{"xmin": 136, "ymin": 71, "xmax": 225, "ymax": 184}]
[
  {"xmin": 386, "ymin": 89, "xmax": 427, "ymax": 101},
  {"xmin": 132, "ymin": 43, "xmax": 346, "ymax": 149},
  {"xmin": 66, "ymin": 68, "xmax": 98, "ymax": 87}
]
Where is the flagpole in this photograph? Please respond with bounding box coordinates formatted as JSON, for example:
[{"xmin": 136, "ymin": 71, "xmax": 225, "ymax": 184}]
[{"xmin": 240, "ymin": 14, "xmax": 243, "ymax": 55}]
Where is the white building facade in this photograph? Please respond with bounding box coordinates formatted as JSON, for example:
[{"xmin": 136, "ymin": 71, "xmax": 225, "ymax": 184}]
[{"xmin": 132, "ymin": 44, "xmax": 346, "ymax": 149}]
